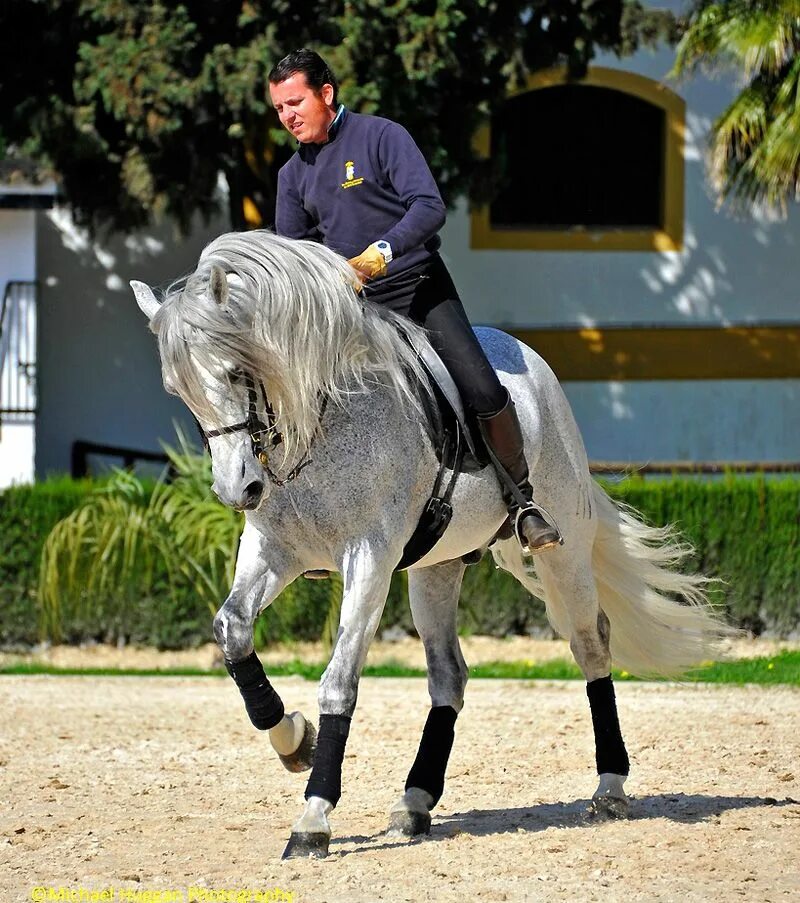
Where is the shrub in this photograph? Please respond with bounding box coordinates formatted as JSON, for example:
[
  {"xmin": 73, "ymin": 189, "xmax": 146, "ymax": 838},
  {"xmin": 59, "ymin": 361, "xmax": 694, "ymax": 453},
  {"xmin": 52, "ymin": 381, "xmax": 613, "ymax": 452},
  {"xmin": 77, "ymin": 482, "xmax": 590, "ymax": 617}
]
[
  {"xmin": 1, "ymin": 468, "xmax": 798, "ymax": 649},
  {"xmin": 37, "ymin": 445, "xmax": 241, "ymax": 648},
  {"xmin": 609, "ymin": 475, "xmax": 800, "ymax": 635},
  {"xmin": 0, "ymin": 477, "xmax": 94, "ymax": 646}
]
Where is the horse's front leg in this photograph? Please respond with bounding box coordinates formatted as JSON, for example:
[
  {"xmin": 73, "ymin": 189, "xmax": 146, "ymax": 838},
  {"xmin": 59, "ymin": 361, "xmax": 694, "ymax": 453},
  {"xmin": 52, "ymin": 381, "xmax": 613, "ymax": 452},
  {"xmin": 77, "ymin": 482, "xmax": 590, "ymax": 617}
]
[
  {"xmin": 213, "ymin": 523, "xmax": 314, "ymax": 772},
  {"xmin": 282, "ymin": 539, "xmax": 395, "ymax": 860}
]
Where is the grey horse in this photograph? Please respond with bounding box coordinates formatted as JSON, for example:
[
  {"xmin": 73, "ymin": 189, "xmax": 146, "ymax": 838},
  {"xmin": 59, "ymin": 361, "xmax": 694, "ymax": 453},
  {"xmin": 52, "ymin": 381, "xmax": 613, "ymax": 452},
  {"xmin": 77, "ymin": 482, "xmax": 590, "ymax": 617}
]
[{"xmin": 131, "ymin": 229, "xmax": 724, "ymax": 859}]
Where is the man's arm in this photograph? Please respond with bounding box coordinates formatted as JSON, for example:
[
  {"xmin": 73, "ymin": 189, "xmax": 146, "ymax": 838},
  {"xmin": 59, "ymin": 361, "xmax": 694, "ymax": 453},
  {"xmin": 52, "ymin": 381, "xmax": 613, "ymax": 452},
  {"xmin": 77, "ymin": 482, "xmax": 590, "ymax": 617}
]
[{"xmin": 377, "ymin": 121, "xmax": 446, "ymax": 257}]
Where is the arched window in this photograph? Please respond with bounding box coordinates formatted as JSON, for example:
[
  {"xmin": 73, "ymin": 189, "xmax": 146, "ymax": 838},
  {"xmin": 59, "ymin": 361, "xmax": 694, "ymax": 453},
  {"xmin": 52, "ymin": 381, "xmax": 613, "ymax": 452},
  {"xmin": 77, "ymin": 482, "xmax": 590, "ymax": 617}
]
[{"xmin": 471, "ymin": 67, "xmax": 685, "ymax": 251}]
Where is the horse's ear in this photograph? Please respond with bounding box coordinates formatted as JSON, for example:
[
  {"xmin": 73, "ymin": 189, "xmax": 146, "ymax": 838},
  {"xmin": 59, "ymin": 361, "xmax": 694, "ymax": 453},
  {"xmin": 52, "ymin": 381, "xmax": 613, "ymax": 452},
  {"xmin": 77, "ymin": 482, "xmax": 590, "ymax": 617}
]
[
  {"xmin": 209, "ymin": 265, "xmax": 229, "ymax": 306},
  {"xmin": 130, "ymin": 280, "xmax": 160, "ymax": 322}
]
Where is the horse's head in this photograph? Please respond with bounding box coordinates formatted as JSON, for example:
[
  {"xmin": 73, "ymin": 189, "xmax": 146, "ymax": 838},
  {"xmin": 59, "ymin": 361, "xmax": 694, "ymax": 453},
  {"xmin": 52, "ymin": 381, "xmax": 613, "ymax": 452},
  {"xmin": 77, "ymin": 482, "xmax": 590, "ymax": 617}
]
[
  {"xmin": 130, "ymin": 269, "xmax": 270, "ymax": 512},
  {"xmin": 131, "ymin": 228, "xmax": 432, "ymax": 514}
]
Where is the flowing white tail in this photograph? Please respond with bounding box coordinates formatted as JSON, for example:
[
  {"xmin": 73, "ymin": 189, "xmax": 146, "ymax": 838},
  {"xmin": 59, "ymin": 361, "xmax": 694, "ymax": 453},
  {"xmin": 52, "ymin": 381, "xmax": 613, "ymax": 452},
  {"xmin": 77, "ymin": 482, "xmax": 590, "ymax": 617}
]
[{"xmin": 493, "ymin": 482, "xmax": 729, "ymax": 677}]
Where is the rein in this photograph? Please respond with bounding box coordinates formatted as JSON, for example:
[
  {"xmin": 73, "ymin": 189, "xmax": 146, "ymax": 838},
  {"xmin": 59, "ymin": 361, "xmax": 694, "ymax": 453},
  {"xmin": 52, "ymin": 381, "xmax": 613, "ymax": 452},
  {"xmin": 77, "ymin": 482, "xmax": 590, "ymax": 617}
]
[{"xmin": 203, "ymin": 373, "xmax": 326, "ymax": 487}]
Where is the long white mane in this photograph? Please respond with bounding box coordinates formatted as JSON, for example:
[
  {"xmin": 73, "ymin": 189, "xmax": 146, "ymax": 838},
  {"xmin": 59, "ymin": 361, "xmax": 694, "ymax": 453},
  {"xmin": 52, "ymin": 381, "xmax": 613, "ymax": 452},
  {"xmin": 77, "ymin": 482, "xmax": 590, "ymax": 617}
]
[{"xmin": 152, "ymin": 230, "xmax": 431, "ymax": 458}]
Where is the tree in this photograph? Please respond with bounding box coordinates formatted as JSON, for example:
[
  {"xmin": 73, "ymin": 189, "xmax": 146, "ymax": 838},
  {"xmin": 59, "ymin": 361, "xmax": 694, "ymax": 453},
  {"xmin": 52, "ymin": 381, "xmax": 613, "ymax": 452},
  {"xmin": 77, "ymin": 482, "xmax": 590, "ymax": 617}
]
[
  {"xmin": 1, "ymin": 0, "xmax": 676, "ymax": 235},
  {"xmin": 672, "ymin": 0, "xmax": 800, "ymax": 215}
]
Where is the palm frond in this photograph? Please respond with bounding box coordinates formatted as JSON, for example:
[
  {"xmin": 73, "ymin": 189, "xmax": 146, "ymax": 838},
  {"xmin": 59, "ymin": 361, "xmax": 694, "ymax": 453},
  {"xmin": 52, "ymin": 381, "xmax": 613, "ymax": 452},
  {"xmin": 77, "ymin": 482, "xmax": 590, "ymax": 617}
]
[
  {"xmin": 710, "ymin": 82, "xmax": 770, "ymax": 188},
  {"xmin": 709, "ymin": 55, "xmax": 800, "ymax": 211},
  {"xmin": 673, "ymin": 1, "xmax": 800, "ymax": 214},
  {"xmin": 672, "ymin": 1, "xmax": 800, "ymax": 81}
]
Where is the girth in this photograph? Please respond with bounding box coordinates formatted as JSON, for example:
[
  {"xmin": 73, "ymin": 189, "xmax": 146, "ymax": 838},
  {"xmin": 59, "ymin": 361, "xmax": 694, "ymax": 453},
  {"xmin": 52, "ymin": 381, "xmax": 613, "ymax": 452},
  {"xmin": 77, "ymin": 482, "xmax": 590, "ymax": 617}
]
[{"xmin": 394, "ymin": 423, "xmax": 466, "ymax": 571}]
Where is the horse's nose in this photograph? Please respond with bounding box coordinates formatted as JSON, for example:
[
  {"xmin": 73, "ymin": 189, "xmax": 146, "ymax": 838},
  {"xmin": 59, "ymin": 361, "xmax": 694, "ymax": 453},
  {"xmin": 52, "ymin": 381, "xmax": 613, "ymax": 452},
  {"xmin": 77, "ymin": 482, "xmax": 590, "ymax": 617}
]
[{"xmin": 239, "ymin": 480, "xmax": 265, "ymax": 510}]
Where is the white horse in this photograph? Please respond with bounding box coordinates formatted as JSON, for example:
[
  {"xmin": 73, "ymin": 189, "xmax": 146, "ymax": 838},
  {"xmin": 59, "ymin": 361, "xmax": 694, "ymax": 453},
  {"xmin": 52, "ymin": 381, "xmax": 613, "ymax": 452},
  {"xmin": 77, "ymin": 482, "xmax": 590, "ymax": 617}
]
[{"xmin": 131, "ymin": 230, "xmax": 724, "ymax": 859}]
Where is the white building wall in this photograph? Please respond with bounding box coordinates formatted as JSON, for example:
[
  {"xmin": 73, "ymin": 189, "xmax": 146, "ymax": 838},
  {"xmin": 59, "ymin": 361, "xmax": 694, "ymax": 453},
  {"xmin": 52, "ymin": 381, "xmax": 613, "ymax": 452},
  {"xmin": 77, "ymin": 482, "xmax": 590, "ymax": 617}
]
[
  {"xmin": 0, "ymin": 209, "xmax": 37, "ymax": 487},
  {"xmin": 27, "ymin": 13, "xmax": 800, "ymax": 473},
  {"xmin": 1, "ymin": 210, "xmax": 36, "ymax": 277},
  {"xmin": 35, "ymin": 209, "xmax": 229, "ymax": 477},
  {"xmin": 439, "ymin": 40, "xmax": 800, "ymax": 463},
  {"xmin": 565, "ymin": 380, "xmax": 800, "ymax": 462}
]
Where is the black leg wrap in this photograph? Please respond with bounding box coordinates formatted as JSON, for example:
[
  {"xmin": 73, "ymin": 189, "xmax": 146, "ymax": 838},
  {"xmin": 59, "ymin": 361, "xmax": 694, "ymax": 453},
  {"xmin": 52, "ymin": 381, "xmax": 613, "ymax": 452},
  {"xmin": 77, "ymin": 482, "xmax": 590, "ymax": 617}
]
[
  {"xmin": 304, "ymin": 714, "xmax": 352, "ymax": 806},
  {"xmin": 405, "ymin": 705, "xmax": 458, "ymax": 806},
  {"xmin": 224, "ymin": 651, "xmax": 285, "ymax": 730},
  {"xmin": 587, "ymin": 675, "xmax": 630, "ymax": 776}
]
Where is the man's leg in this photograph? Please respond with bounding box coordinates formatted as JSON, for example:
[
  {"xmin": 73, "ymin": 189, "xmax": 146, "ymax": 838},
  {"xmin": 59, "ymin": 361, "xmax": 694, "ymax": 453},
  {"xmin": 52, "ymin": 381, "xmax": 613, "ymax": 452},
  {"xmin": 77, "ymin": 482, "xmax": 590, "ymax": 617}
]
[{"xmin": 415, "ymin": 263, "xmax": 562, "ymax": 553}]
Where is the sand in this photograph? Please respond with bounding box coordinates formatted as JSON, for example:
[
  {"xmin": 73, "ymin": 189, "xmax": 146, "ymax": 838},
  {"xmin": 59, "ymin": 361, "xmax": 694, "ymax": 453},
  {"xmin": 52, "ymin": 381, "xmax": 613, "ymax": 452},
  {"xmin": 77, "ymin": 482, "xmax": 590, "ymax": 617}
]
[{"xmin": 1, "ymin": 660, "xmax": 798, "ymax": 902}]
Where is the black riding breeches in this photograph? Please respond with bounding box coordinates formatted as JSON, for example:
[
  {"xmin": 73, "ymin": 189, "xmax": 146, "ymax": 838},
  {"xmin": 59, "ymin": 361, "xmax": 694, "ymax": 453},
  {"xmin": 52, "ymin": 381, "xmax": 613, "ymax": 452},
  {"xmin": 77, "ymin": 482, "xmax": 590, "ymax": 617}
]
[{"xmin": 362, "ymin": 255, "xmax": 506, "ymax": 417}]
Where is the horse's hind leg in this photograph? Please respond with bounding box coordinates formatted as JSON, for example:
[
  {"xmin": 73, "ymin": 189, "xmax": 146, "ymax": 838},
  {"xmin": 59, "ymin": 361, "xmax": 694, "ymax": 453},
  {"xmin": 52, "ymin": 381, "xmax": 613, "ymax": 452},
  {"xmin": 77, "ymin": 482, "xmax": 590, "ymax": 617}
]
[
  {"xmin": 537, "ymin": 551, "xmax": 630, "ymax": 819},
  {"xmin": 387, "ymin": 559, "xmax": 468, "ymax": 837}
]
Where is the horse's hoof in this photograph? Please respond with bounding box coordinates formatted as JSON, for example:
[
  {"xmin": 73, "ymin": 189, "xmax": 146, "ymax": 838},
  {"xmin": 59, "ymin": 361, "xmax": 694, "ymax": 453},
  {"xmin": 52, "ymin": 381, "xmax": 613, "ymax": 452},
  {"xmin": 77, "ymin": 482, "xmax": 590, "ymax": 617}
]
[
  {"xmin": 386, "ymin": 809, "xmax": 432, "ymax": 837},
  {"xmin": 303, "ymin": 570, "xmax": 330, "ymax": 579},
  {"xmin": 278, "ymin": 718, "xmax": 317, "ymax": 773},
  {"xmin": 588, "ymin": 794, "xmax": 629, "ymax": 820},
  {"xmin": 281, "ymin": 831, "xmax": 330, "ymax": 859}
]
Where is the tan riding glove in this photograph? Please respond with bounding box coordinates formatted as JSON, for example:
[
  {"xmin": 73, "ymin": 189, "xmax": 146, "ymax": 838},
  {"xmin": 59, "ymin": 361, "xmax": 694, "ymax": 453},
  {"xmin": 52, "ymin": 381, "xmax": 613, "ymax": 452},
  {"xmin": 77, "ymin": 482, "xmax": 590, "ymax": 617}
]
[{"xmin": 347, "ymin": 243, "xmax": 388, "ymax": 281}]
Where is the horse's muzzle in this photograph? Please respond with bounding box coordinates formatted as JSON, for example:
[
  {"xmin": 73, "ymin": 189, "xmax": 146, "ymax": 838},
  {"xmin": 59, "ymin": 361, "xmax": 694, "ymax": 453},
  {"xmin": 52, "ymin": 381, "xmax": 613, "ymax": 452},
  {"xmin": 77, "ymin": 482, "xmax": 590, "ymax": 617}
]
[{"xmin": 214, "ymin": 479, "xmax": 265, "ymax": 511}]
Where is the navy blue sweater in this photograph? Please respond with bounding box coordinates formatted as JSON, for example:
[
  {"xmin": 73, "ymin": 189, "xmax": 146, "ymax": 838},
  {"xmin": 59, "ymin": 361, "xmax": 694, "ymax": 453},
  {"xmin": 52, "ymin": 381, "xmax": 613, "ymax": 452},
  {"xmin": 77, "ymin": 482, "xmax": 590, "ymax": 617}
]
[{"xmin": 275, "ymin": 109, "xmax": 446, "ymax": 278}]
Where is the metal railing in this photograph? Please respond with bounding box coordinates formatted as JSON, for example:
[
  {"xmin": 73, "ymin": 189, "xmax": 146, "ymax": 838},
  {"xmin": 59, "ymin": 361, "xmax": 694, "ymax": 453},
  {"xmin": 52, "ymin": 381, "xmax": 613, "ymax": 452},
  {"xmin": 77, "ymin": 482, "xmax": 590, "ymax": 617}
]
[
  {"xmin": 0, "ymin": 280, "xmax": 38, "ymax": 421},
  {"xmin": 71, "ymin": 440, "xmax": 172, "ymax": 479},
  {"xmin": 589, "ymin": 460, "xmax": 800, "ymax": 477}
]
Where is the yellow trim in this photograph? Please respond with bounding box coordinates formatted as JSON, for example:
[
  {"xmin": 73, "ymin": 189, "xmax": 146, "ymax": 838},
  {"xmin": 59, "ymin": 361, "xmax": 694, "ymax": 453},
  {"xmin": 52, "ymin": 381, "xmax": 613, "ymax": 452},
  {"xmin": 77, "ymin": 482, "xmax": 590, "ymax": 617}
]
[
  {"xmin": 511, "ymin": 325, "xmax": 800, "ymax": 381},
  {"xmin": 471, "ymin": 67, "xmax": 685, "ymax": 252}
]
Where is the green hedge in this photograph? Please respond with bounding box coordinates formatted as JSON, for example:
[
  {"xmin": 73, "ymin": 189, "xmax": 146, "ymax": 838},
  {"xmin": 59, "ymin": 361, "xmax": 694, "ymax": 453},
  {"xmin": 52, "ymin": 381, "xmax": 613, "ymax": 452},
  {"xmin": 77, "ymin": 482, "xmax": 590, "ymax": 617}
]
[
  {"xmin": 610, "ymin": 477, "xmax": 800, "ymax": 635},
  {"xmin": 0, "ymin": 478, "xmax": 96, "ymax": 646},
  {"xmin": 1, "ymin": 474, "xmax": 799, "ymax": 648}
]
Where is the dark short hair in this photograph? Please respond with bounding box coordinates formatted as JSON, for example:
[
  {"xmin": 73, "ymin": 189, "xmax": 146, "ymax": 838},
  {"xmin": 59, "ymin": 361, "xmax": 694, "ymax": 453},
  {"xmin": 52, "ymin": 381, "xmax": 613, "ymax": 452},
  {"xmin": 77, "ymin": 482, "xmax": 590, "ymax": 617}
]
[{"xmin": 268, "ymin": 49, "xmax": 338, "ymax": 105}]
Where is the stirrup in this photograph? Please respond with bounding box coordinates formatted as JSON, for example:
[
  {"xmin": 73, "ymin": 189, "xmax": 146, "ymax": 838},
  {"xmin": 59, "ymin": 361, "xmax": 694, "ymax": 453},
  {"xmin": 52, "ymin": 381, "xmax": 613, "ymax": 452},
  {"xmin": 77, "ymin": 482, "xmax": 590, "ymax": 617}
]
[{"xmin": 514, "ymin": 503, "xmax": 563, "ymax": 554}]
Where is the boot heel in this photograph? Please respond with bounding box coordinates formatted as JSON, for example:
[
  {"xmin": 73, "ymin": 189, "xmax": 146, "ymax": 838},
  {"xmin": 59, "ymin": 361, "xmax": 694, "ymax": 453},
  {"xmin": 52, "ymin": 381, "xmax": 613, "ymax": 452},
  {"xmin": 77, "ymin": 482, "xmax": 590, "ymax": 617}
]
[{"xmin": 516, "ymin": 507, "xmax": 563, "ymax": 554}]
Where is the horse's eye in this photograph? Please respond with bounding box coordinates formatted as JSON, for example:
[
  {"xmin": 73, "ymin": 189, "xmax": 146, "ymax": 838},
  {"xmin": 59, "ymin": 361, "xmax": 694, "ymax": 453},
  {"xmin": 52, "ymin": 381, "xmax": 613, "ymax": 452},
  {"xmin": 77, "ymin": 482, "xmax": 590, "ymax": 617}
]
[{"xmin": 227, "ymin": 368, "xmax": 245, "ymax": 383}]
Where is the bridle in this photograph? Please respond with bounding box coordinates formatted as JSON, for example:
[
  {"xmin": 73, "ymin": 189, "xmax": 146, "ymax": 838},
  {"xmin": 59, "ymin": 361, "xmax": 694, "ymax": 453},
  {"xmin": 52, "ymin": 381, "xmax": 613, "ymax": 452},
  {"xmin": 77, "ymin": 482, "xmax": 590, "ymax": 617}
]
[{"xmin": 201, "ymin": 372, "xmax": 326, "ymax": 487}]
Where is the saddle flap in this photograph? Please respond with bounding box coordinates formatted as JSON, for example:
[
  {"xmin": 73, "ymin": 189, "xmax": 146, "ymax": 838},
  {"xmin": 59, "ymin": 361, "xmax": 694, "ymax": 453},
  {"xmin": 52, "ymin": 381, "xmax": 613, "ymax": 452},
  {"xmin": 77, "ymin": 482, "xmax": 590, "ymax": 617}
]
[{"xmin": 407, "ymin": 332, "xmax": 484, "ymax": 467}]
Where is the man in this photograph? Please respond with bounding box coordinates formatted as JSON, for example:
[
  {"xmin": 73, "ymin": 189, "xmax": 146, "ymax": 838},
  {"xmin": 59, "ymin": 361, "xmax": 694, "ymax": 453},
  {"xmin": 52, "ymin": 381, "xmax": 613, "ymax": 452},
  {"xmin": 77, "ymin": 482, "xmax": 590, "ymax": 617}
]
[{"xmin": 268, "ymin": 49, "xmax": 561, "ymax": 553}]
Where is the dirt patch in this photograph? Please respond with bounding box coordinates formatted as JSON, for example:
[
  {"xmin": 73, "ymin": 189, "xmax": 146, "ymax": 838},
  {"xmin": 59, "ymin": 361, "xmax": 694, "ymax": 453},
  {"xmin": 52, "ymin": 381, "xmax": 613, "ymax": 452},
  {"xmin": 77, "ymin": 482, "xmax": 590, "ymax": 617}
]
[{"xmin": 1, "ymin": 673, "xmax": 798, "ymax": 902}]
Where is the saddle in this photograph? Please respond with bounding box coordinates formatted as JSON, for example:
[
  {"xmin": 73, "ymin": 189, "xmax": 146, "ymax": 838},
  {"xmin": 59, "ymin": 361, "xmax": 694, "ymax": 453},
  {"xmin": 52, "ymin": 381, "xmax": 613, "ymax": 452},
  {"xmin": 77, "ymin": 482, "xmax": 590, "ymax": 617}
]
[
  {"xmin": 408, "ymin": 333, "xmax": 488, "ymax": 474},
  {"xmin": 394, "ymin": 336, "xmax": 492, "ymax": 571}
]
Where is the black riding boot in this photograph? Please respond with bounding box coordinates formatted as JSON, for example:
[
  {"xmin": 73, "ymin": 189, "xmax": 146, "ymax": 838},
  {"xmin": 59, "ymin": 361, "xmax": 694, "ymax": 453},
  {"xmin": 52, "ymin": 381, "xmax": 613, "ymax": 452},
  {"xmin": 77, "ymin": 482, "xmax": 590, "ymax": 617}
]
[{"xmin": 477, "ymin": 390, "xmax": 563, "ymax": 553}]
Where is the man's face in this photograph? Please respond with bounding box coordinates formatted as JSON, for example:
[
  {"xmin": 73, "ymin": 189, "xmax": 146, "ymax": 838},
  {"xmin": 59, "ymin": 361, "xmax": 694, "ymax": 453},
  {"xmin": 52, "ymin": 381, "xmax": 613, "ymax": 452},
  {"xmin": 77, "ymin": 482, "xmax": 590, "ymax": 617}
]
[{"xmin": 269, "ymin": 73, "xmax": 336, "ymax": 144}]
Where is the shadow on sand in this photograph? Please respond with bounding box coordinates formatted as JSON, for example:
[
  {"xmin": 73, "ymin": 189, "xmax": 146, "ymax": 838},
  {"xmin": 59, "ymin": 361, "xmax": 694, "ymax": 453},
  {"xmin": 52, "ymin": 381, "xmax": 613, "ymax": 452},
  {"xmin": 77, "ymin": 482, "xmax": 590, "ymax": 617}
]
[{"xmin": 331, "ymin": 793, "xmax": 798, "ymax": 856}]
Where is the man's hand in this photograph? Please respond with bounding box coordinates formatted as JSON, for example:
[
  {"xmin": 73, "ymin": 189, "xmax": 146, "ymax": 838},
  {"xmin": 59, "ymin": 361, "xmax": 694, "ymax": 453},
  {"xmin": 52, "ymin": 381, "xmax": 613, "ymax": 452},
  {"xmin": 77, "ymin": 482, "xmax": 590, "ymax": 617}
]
[{"xmin": 347, "ymin": 244, "xmax": 388, "ymax": 281}]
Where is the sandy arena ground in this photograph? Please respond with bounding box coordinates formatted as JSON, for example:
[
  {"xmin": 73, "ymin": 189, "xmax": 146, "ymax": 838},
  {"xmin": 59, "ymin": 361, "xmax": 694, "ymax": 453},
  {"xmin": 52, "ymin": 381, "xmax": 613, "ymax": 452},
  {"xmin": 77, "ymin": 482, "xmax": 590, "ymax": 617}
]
[{"xmin": 1, "ymin": 652, "xmax": 799, "ymax": 903}]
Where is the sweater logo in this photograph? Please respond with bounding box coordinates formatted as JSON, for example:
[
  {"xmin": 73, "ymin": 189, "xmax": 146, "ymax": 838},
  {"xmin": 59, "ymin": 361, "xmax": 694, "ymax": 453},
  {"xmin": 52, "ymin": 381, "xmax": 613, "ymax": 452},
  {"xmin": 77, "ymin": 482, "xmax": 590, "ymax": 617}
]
[{"xmin": 341, "ymin": 160, "xmax": 364, "ymax": 189}]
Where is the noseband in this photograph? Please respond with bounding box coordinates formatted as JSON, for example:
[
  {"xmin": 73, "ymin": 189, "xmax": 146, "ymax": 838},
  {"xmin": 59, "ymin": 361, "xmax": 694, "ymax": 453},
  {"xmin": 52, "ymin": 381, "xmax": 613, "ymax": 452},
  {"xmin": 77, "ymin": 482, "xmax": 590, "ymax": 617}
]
[
  {"xmin": 201, "ymin": 372, "xmax": 327, "ymax": 487},
  {"xmin": 204, "ymin": 373, "xmax": 281, "ymax": 468}
]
